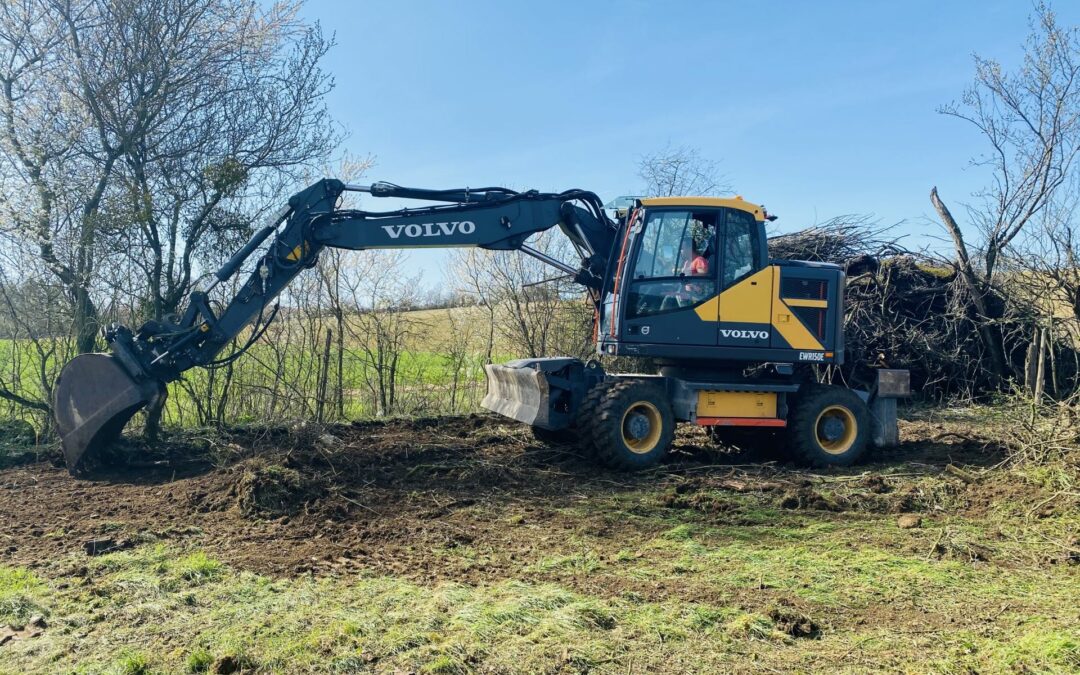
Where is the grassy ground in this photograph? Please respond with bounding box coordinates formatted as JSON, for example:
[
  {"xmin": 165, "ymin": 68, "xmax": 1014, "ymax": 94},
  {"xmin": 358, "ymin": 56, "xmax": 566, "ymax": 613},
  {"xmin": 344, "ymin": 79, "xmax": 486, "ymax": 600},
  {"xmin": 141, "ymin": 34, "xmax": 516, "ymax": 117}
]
[{"xmin": 0, "ymin": 408, "xmax": 1078, "ymax": 673}]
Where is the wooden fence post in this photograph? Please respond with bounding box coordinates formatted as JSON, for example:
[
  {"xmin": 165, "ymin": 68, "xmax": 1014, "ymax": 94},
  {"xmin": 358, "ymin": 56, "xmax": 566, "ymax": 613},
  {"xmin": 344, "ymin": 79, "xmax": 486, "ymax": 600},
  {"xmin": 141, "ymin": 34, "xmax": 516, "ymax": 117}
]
[{"xmin": 316, "ymin": 328, "xmax": 333, "ymax": 423}]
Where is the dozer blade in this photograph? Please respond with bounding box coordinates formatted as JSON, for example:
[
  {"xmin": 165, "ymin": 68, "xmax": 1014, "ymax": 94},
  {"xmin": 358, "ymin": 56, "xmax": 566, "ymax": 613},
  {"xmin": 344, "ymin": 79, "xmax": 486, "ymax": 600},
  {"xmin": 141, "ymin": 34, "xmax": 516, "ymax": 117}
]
[
  {"xmin": 53, "ymin": 353, "xmax": 162, "ymax": 474},
  {"xmin": 482, "ymin": 362, "xmax": 553, "ymax": 427}
]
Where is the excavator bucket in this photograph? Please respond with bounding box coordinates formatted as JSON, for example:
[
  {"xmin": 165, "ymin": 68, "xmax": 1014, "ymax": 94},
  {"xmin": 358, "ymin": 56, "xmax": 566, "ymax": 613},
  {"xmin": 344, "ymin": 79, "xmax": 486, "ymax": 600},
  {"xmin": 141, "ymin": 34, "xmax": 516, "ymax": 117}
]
[{"xmin": 53, "ymin": 353, "xmax": 162, "ymax": 473}]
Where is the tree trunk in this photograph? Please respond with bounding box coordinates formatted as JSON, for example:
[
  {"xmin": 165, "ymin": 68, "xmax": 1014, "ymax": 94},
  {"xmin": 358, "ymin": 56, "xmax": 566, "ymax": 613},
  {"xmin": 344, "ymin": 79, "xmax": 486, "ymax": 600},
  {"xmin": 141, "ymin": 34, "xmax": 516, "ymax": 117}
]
[
  {"xmin": 316, "ymin": 328, "xmax": 332, "ymax": 423},
  {"xmin": 215, "ymin": 360, "xmax": 236, "ymax": 425},
  {"xmin": 1024, "ymin": 328, "xmax": 1039, "ymax": 394},
  {"xmin": 1047, "ymin": 318, "xmax": 1059, "ymax": 398},
  {"xmin": 144, "ymin": 390, "xmax": 167, "ymax": 442},
  {"xmin": 335, "ymin": 309, "xmax": 345, "ymax": 419},
  {"xmin": 72, "ymin": 286, "xmax": 100, "ymax": 355},
  {"xmin": 930, "ymin": 187, "xmax": 1009, "ymax": 381}
]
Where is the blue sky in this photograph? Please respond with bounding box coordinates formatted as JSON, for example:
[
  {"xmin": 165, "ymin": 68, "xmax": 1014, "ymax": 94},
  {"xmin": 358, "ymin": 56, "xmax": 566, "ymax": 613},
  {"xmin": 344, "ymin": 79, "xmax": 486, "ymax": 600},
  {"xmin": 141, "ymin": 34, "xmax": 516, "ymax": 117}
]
[{"xmin": 306, "ymin": 0, "xmax": 1079, "ymax": 285}]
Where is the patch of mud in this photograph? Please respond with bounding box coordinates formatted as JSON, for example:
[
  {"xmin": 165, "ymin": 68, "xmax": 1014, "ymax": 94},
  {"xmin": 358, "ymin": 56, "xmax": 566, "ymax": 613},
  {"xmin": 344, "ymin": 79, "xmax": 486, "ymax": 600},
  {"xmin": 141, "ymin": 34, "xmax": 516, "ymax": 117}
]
[
  {"xmin": 860, "ymin": 475, "xmax": 891, "ymax": 494},
  {"xmin": 768, "ymin": 599, "xmax": 821, "ymax": 639},
  {"xmin": 660, "ymin": 475, "xmax": 790, "ymax": 518},
  {"xmin": 0, "ymin": 415, "xmax": 651, "ymax": 581},
  {"xmin": 660, "ymin": 488, "xmax": 743, "ymax": 516}
]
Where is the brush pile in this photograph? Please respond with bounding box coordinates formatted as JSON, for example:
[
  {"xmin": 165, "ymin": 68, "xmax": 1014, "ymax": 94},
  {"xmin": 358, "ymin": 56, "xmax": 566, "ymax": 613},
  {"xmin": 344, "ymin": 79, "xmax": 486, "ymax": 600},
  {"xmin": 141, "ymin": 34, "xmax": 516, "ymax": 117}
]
[{"xmin": 769, "ymin": 217, "xmax": 1045, "ymax": 397}]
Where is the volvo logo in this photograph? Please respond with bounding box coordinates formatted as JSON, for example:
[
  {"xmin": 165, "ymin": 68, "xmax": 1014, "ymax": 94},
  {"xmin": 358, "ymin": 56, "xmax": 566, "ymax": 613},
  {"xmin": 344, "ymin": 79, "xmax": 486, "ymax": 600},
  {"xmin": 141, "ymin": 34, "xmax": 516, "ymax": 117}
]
[
  {"xmin": 720, "ymin": 329, "xmax": 769, "ymax": 340},
  {"xmin": 381, "ymin": 221, "xmax": 476, "ymax": 239}
]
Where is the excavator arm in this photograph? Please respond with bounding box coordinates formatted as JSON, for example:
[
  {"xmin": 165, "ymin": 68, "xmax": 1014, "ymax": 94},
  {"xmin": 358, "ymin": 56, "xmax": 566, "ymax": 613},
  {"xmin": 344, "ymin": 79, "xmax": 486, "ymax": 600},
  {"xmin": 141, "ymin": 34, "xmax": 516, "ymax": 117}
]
[{"xmin": 54, "ymin": 178, "xmax": 616, "ymax": 472}]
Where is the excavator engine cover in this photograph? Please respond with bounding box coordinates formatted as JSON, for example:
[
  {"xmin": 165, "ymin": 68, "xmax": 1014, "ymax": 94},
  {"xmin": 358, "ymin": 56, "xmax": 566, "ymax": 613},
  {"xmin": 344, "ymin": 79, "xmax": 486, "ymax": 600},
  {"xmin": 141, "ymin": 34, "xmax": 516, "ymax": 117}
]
[{"xmin": 53, "ymin": 353, "xmax": 163, "ymax": 473}]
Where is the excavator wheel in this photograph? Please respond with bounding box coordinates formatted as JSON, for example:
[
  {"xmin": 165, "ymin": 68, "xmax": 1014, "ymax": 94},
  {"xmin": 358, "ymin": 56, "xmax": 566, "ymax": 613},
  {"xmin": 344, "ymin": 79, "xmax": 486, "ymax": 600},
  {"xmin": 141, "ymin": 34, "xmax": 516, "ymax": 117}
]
[
  {"xmin": 586, "ymin": 379, "xmax": 674, "ymax": 470},
  {"xmin": 786, "ymin": 385, "xmax": 870, "ymax": 467}
]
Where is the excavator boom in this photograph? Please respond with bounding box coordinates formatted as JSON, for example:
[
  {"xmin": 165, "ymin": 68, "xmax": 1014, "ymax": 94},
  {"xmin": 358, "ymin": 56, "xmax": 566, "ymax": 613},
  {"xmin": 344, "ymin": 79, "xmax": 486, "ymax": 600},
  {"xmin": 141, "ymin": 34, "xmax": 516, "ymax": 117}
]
[{"xmin": 54, "ymin": 179, "xmax": 616, "ymax": 472}]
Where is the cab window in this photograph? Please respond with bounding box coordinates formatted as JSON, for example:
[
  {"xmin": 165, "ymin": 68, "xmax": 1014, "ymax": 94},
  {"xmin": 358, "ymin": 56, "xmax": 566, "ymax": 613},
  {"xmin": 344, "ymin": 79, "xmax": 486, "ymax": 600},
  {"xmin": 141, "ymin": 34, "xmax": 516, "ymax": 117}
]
[
  {"xmin": 626, "ymin": 210, "xmax": 717, "ymax": 318},
  {"xmin": 722, "ymin": 209, "xmax": 758, "ymax": 287}
]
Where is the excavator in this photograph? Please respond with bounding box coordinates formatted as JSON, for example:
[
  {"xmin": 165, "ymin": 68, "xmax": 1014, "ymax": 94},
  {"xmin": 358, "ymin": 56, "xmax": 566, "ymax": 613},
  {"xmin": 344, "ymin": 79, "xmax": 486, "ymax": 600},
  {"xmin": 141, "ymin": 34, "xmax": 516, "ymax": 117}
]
[{"xmin": 53, "ymin": 178, "xmax": 908, "ymax": 475}]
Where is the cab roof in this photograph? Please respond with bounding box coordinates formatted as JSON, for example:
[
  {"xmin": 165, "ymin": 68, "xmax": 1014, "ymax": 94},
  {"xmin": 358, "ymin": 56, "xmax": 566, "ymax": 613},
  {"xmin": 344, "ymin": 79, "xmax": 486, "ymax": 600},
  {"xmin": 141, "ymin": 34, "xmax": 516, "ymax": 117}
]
[{"xmin": 639, "ymin": 196, "xmax": 766, "ymax": 221}]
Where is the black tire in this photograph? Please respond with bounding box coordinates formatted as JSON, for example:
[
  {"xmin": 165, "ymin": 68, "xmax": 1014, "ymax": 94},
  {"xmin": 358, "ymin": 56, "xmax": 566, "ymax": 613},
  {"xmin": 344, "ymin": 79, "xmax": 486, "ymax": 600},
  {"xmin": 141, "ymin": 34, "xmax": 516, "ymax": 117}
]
[
  {"xmin": 786, "ymin": 385, "xmax": 870, "ymax": 467},
  {"xmin": 586, "ymin": 380, "xmax": 675, "ymax": 470},
  {"xmin": 574, "ymin": 382, "xmax": 606, "ymax": 444}
]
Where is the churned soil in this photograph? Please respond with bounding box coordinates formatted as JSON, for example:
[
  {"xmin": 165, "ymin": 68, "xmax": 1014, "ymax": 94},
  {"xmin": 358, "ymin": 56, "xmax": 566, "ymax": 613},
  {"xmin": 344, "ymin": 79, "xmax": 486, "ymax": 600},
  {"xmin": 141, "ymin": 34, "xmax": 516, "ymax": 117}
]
[{"xmin": 0, "ymin": 413, "xmax": 1020, "ymax": 598}]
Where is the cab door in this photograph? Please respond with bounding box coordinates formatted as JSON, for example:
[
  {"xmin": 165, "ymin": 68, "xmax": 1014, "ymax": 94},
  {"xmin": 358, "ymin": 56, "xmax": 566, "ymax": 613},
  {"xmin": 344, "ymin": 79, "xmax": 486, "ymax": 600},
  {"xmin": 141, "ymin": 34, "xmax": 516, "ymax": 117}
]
[
  {"xmin": 620, "ymin": 209, "xmax": 719, "ymax": 346},
  {"xmin": 716, "ymin": 208, "xmax": 772, "ymax": 348}
]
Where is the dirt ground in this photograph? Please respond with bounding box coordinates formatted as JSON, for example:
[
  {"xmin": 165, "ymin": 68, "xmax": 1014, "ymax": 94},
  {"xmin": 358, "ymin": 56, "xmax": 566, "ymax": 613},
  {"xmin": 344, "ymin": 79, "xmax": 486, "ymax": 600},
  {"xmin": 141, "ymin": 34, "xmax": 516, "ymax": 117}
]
[
  {"xmin": 0, "ymin": 411, "xmax": 1077, "ymax": 672},
  {"xmin": 0, "ymin": 414, "xmax": 1052, "ymax": 589}
]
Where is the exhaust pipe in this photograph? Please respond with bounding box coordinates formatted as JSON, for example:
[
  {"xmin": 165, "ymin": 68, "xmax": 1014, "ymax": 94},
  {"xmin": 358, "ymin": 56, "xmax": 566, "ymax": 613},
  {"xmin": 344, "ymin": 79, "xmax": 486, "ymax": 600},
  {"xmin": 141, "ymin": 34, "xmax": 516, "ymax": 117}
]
[{"xmin": 53, "ymin": 353, "xmax": 163, "ymax": 474}]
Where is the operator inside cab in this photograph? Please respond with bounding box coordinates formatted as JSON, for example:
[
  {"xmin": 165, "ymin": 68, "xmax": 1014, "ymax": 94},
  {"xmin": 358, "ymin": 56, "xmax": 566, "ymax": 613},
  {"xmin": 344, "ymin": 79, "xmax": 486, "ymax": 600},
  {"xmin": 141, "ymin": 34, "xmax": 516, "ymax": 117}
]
[
  {"xmin": 627, "ymin": 210, "xmax": 719, "ymax": 319},
  {"xmin": 663, "ymin": 216, "xmax": 714, "ymax": 311},
  {"xmin": 682, "ymin": 218, "xmax": 712, "ymax": 276}
]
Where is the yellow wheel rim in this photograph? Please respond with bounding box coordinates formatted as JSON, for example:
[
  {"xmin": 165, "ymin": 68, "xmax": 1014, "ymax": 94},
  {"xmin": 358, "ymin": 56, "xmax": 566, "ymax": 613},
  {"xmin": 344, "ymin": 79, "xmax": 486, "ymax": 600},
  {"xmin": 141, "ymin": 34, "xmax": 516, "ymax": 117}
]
[
  {"xmin": 815, "ymin": 405, "xmax": 857, "ymax": 455},
  {"xmin": 621, "ymin": 401, "xmax": 663, "ymax": 454}
]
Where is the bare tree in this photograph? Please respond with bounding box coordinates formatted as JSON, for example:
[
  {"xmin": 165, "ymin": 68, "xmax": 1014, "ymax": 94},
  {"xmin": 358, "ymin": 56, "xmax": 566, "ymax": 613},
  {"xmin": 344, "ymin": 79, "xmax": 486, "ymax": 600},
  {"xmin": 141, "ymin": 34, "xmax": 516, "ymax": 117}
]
[
  {"xmin": 452, "ymin": 232, "xmax": 591, "ymax": 360},
  {"xmin": 1003, "ymin": 176, "xmax": 1080, "ymax": 398},
  {"xmin": 932, "ymin": 3, "xmax": 1080, "ymax": 381},
  {"xmin": 0, "ymin": 1, "xmax": 110, "ymax": 354},
  {"xmin": 314, "ymin": 154, "xmax": 376, "ymax": 419},
  {"xmin": 638, "ymin": 144, "xmax": 729, "ymax": 197},
  {"xmin": 1022, "ymin": 188, "xmax": 1080, "ymax": 323},
  {"xmin": 0, "ymin": 0, "xmax": 338, "ymax": 436},
  {"xmin": 440, "ymin": 306, "xmax": 482, "ymax": 414},
  {"xmin": 450, "ymin": 248, "xmax": 499, "ymax": 362},
  {"xmin": 0, "ymin": 253, "xmax": 70, "ymax": 426},
  {"xmin": 104, "ymin": 0, "xmax": 338, "ymax": 325},
  {"xmin": 339, "ymin": 250, "xmax": 423, "ymax": 417}
]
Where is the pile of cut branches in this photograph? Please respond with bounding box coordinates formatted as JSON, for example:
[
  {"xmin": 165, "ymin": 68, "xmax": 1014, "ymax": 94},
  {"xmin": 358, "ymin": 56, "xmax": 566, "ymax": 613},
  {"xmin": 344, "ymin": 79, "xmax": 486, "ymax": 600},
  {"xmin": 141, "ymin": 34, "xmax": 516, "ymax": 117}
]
[{"xmin": 769, "ymin": 218, "xmax": 1054, "ymax": 398}]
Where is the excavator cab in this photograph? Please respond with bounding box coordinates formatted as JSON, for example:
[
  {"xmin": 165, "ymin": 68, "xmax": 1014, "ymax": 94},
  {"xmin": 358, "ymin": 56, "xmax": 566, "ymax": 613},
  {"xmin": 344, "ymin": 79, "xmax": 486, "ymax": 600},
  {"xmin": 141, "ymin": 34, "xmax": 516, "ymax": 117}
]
[{"xmin": 594, "ymin": 196, "xmax": 842, "ymax": 361}]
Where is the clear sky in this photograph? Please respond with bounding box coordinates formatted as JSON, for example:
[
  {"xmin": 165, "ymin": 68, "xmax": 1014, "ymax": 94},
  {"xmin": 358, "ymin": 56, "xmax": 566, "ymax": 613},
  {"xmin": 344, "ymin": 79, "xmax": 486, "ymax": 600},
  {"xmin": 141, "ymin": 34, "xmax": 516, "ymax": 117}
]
[{"xmin": 305, "ymin": 0, "xmax": 1080, "ymax": 285}]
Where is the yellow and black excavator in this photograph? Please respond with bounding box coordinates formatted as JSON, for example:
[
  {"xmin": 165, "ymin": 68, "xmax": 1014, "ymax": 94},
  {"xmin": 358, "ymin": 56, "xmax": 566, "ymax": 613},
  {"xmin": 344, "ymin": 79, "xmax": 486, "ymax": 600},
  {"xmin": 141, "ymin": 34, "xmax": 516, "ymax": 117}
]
[{"xmin": 53, "ymin": 179, "xmax": 908, "ymax": 475}]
